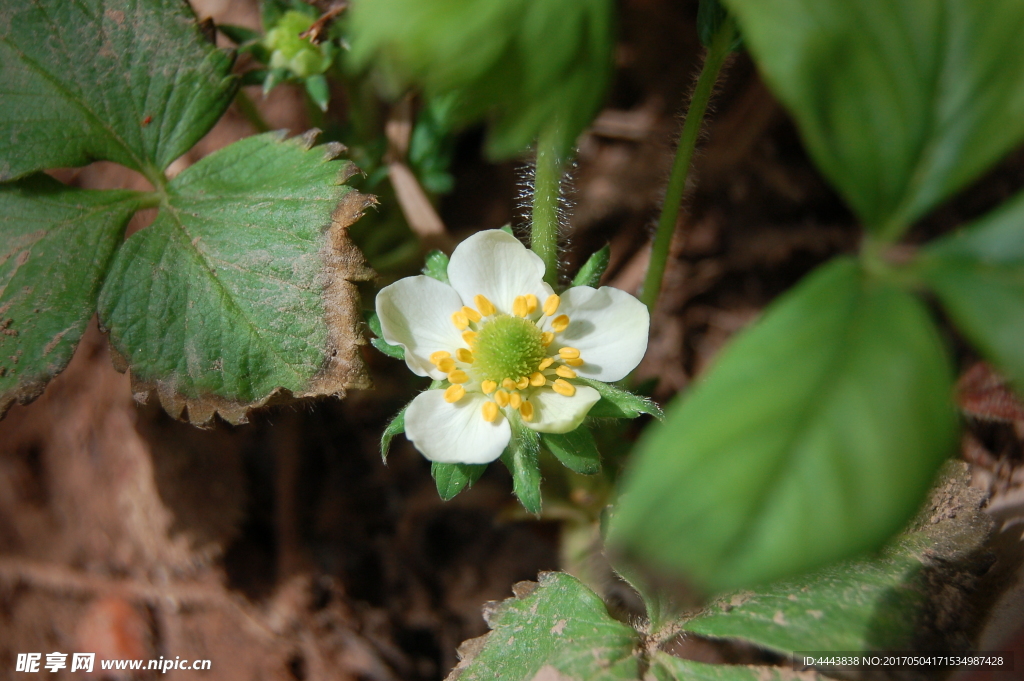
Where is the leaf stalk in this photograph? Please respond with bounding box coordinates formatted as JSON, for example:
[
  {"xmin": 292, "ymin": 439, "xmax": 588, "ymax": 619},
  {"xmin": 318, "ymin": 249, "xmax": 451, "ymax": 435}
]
[{"xmin": 639, "ymin": 18, "xmax": 735, "ymax": 310}]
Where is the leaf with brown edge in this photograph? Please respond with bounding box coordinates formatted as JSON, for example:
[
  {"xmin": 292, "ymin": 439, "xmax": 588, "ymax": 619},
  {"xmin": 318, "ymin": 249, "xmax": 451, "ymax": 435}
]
[
  {"xmin": 1, "ymin": 175, "xmax": 140, "ymax": 419},
  {"xmin": 446, "ymin": 572, "xmax": 641, "ymax": 681},
  {"xmin": 97, "ymin": 131, "xmax": 375, "ymax": 425}
]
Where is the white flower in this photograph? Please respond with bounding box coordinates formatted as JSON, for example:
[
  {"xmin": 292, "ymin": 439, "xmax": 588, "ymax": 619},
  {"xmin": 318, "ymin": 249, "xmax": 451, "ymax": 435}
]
[{"xmin": 376, "ymin": 230, "xmax": 649, "ymax": 464}]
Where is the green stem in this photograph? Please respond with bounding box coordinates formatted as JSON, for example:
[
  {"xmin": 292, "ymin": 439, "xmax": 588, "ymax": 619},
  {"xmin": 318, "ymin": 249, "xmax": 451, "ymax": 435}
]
[
  {"xmin": 234, "ymin": 89, "xmax": 271, "ymax": 133},
  {"xmin": 136, "ymin": 190, "xmax": 163, "ymax": 210},
  {"xmin": 639, "ymin": 19, "xmax": 735, "ymax": 310},
  {"xmin": 140, "ymin": 162, "xmax": 169, "ymax": 195},
  {"xmin": 532, "ymin": 126, "xmax": 564, "ymax": 288}
]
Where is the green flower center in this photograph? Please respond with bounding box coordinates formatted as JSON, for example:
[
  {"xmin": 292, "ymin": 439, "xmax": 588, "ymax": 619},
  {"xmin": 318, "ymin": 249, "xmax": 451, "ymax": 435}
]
[{"xmin": 472, "ymin": 315, "xmax": 547, "ymax": 383}]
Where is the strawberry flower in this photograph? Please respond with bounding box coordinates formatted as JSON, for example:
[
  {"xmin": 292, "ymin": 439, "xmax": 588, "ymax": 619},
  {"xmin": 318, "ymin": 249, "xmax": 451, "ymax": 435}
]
[{"xmin": 375, "ymin": 230, "xmax": 649, "ymax": 464}]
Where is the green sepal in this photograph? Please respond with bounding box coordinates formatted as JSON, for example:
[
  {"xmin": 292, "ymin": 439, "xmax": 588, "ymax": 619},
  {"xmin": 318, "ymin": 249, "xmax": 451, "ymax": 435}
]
[
  {"xmin": 364, "ymin": 310, "xmax": 405, "ymax": 360},
  {"xmin": 502, "ymin": 416, "xmax": 543, "ymax": 514},
  {"xmin": 500, "ymin": 224, "xmax": 515, "ymax": 235},
  {"xmin": 576, "ymin": 378, "xmax": 664, "ymax": 420},
  {"xmin": 263, "ymin": 67, "xmax": 290, "ymax": 95},
  {"xmin": 305, "ymin": 74, "xmax": 331, "ymax": 112},
  {"xmin": 541, "ymin": 426, "xmax": 601, "ymax": 475},
  {"xmin": 371, "ymin": 337, "xmax": 406, "ymax": 360},
  {"xmin": 432, "ymin": 461, "xmax": 488, "ymax": 501},
  {"xmin": 570, "ymin": 244, "xmax": 611, "ymax": 288},
  {"xmin": 422, "ymin": 249, "xmax": 451, "ymax": 283},
  {"xmin": 381, "ymin": 404, "xmax": 407, "ymax": 461}
]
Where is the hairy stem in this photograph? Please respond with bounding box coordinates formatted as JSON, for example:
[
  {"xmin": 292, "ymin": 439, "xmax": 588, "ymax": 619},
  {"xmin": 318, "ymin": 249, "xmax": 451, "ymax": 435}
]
[
  {"xmin": 639, "ymin": 19, "xmax": 735, "ymax": 310},
  {"xmin": 531, "ymin": 126, "xmax": 564, "ymax": 288}
]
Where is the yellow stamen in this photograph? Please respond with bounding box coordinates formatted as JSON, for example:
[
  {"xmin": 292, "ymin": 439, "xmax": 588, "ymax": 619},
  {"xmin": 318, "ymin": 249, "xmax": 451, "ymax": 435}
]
[
  {"xmin": 516, "ymin": 376, "xmax": 529, "ymax": 390},
  {"xmin": 559, "ymin": 346, "xmax": 581, "ymax": 360},
  {"xmin": 481, "ymin": 380, "xmax": 497, "ymax": 394},
  {"xmin": 501, "ymin": 378, "xmax": 517, "ymax": 391},
  {"xmin": 552, "ymin": 379, "xmax": 576, "ymax": 397},
  {"xmin": 512, "ymin": 295, "xmax": 529, "ymax": 318},
  {"xmin": 565, "ymin": 357, "xmax": 584, "ymax": 367},
  {"xmin": 448, "ymin": 370, "xmax": 469, "ymax": 384},
  {"xmin": 543, "ymin": 294, "xmax": 560, "ymax": 316},
  {"xmin": 525, "ymin": 294, "xmax": 538, "ymax": 314},
  {"xmin": 538, "ymin": 357, "xmax": 555, "ymax": 370},
  {"xmin": 444, "ymin": 384, "xmax": 466, "ymax": 403},
  {"xmin": 482, "ymin": 401, "xmax": 499, "ymax": 422},
  {"xmin": 430, "ymin": 350, "xmax": 451, "ymax": 366},
  {"xmin": 456, "ymin": 348, "xmax": 474, "ymax": 363},
  {"xmin": 462, "ymin": 330, "xmax": 478, "ymax": 345},
  {"xmin": 551, "ymin": 315, "xmax": 570, "ymax": 332},
  {"xmin": 541, "ymin": 332, "xmax": 554, "ymax": 346},
  {"xmin": 529, "ymin": 372, "xmax": 546, "ymax": 387},
  {"xmin": 462, "ymin": 306, "xmax": 482, "ymax": 323},
  {"xmin": 555, "ymin": 365, "xmax": 577, "ymax": 379},
  {"xmin": 519, "ymin": 400, "xmax": 534, "ymax": 422},
  {"xmin": 509, "ymin": 392, "xmax": 522, "ymax": 409},
  {"xmin": 451, "ymin": 311, "xmax": 469, "ymax": 330},
  {"xmin": 494, "ymin": 389, "xmax": 510, "ymax": 407},
  {"xmin": 437, "ymin": 357, "xmax": 456, "ymax": 373},
  {"xmin": 474, "ymin": 294, "xmax": 496, "ymax": 317}
]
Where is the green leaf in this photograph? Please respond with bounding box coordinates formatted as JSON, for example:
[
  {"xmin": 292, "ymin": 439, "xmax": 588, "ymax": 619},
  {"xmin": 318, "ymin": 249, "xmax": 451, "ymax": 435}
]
[
  {"xmin": 696, "ymin": 0, "xmax": 743, "ymax": 53},
  {"xmin": 681, "ymin": 463, "xmax": 991, "ymax": 655},
  {"xmin": 541, "ymin": 426, "xmax": 601, "ymax": 475},
  {"xmin": 570, "ymin": 244, "xmax": 611, "ymax": 288},
  {"xmin": 422, "ymin": 249, "xmax": 450, "ymax": 283},
  {"xmin": 917, "ymin": 190, "xmax": 1024, "ymax": 392},
  {"xmin": 610, "ymin": 258, "xmax": 957, "ymax": 593},
  {"xmin": 449, "ymin": 572, "xmax": 641, "ymax": 681},
  {"xmin": 502, "ymin": 417, "xmax": 543, "ymax": 514},
  {"xmin": 98, "ymin": 131, "xmax": 375, "ymax": 425},
  {"xmin": 577, "ymin": 378, "xmax": 664, "ymax": 420},
  {"xmin": 650, "ymin": 655, "xmax": 801, "ymax": 681},
  {"xmin": 0, "ymin": 176, "xmax": 139, "ymax": 418},
  {"xmin": 381, "ymin": 404, "xmax": 407, "ymax": 461},
  {"xmin": 347, "ymin": 0, "xmax": 614, "ymax": 160},
  {"xmin": 431, "ymin": 461, "xmax": 487, "ymax": 501},
  {"xmin": 0, "ymin": 0, "xmax": 237, "ymax": 181},
  {"xmin": 720, "ymin": 0, "xmax": 1024, "ymax": 235}
]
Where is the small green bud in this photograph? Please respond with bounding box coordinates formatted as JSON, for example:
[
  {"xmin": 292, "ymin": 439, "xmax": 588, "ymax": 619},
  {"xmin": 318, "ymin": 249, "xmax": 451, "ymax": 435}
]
[{"xmin": 264, "ymin": 10, "xmax": 333, "ymax": 79}]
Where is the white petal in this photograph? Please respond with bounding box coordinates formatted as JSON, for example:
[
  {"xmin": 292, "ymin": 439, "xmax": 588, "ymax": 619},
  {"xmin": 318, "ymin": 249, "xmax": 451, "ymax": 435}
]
[
  {"xmin": 376, "ymin": 276, "xmax": 466, "ymax": 379},
  {"xmin": 525, "ymin": 385, "xmax": 600, "ymax": 434},
  {"xmin": 545, "ymin": 286, "xmax": 649, "ymax": 382},
  {"xmin": 405, "ymin": 390, "xmax": 511, "ymax": 464},
  {"xmin": 447, "ymin": 230, "xmax": 553, "ymax": 315}
]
